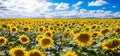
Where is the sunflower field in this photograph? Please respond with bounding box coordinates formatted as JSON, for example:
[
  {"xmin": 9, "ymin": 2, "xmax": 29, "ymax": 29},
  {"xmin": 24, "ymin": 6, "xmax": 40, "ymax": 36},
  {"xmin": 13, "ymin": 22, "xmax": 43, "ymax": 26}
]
[{"xmin": 0, "ymin": 19, "xmax": 120, "ymax": 56}]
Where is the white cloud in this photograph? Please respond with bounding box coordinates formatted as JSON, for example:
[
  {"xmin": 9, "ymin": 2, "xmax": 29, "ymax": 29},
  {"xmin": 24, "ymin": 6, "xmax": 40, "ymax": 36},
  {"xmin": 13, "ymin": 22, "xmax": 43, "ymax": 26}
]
[
  {"xmin": 0, "ymin": 0, "xmax": 120, "ymax": 18},
  {"xmin": 77, "ymin": 9, "xmax": 120, "ymax": 18},
  {"xmin": 88, "ymin": 0, "xmax": 108, "ymax": 6},
  {"xmin": 112, "ymin": 6, "xmax": 117, "ymax": 8},
  {"xmin": 72, "ymin": 1, "xmax": 82, "ymax": 10},
  {"xmin": 55, "ymin": 2, "xmax": 69, "ymax": 10},
  {"xmin": 2, "ymin": 0, "xmax": 53, "ymax": 13}
]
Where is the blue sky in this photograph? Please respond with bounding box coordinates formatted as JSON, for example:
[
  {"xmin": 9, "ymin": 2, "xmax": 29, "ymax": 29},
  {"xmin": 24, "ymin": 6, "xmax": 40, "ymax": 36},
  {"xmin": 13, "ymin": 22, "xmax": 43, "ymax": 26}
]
[{"xmin": 0, "ymin": 0, "xmax": 120, "ymax": 18}]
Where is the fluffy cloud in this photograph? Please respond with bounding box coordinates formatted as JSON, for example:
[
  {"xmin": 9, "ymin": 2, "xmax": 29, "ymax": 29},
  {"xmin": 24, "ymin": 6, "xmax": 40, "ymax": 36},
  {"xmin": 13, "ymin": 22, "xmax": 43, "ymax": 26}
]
[
  {"xmin": 112, "ymin": 6, "xmax": 117, "ymax": 8},
  {"xmin": 2, "ymin": 0, "xmax": 53, "ymax": 13},
  {"xmin": 78, "ymin": 9, "xmax": 120, "ymax": 18},
  {"xmin": 88, "ymin": 0, "xmax": 108, "ymax": 6},
  {"xmin": 72, "ymin": 1, "xmax": 83, "ymax": 10},
  {"xmin": 0, "ymin": 0, "xmax": 120, "ymax": 18},
  {"xmin": 55, "ymin": 2, "xmax": 69, "ymax": 10}
]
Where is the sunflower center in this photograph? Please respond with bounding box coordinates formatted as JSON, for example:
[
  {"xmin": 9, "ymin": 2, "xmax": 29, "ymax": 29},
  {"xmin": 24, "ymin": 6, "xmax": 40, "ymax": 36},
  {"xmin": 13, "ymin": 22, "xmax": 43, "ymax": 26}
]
[
  {"xmin": 2, "ymin": 25, "xmax": 7, "ymax": 29},
  {"xmin": 30, "ymin": 52, "xmax": 41, "ymax": 56},
  {"xmin": 12, "ymin": 28, "xmax": 16, "ymax": 32},
  {"xmin": 9, "ymin": 43, "xmax": 13, "ymax": 46},
  {"xmin": 21, "ymin": 37, "xmax": 28, "ymax": 42},
  {"xmin": 23, "ymin": 28, "xmax": 29, "ymax": 31},
  {"xmin": 0, "ymin": 39, "xmax": 4, "ymax": 43},
  {"xmin": 14, "ymin": 50, "xmax": 24, "ymax": 56},
  {"xmin": 77, "ymin": 34, "xmax": 90, "ymax": 43},
  {"xmin": 91, "ymin": 26, "xmax": 96, "ymax": 29},
  {"xmin": 42, "ymin": 39, "xmax": 50, "ymax": 45},
  {"xmin": 46, "ymin": 32, "xmax": 51, "ymax": 37},
  {"xmin": 115, "ymin": 28, "xmax": 120, "ymax": 32},
  {"xmin": 92, "ymin": 33, "xmax": 98, "ymax": 37},
  {"xmin": 107, "ymin": 40, "xmax": 120, "ymax": 48},
  {"xmin": 50, "ymin": 27, "xmax": 53, "ymax": 30},
  {"xmin": 39, "ymin": 28, "xmax": 43, "ymax": 31},
  {"xmin": 101, "ymin": 29, "xmax": 109, "ymax": 35}
]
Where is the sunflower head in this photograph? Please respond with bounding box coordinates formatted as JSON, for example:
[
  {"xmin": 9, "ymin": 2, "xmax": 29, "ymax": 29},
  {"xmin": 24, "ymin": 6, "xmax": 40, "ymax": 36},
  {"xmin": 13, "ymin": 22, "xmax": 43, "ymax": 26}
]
[
  {"xmin": 10, "ymin": 26, "xmax": 18, "ymax": 33},
  {"xmin": 27, "ymin": 49, "xmax": 46, "ymax": 56},
  {"xmin": 38, "ymin": 37, "xmax": 54, "ymax": 49},
  {"xmin": 100, "ymin": 28, "xmax": 111, "ymax": 36},
  {"xmin": 44, "ymin": 31, "xmax": 53, "ymax": 37},
  {"xmin": 102, "ymin": 38, "xmax": 120, "ymax": 51},
  {"xmin": 19, "ymin": 35, "xmax": 30, "ymax": 44},
  {"xmin": 62, "ymin": 50, "xmax": 78, "ymax": 56},
  {"xmin": 92, "ymin": 32, "xmax": 102, "ymax": 38},
  {"xmin": 0, "ymin": 36, "xmax": 7, "ymax": 46},
  {"xmin": 38, "ymin": 26, "xmax": 45, "ymax": 33},
  {"xmin": 9, "ymin": 47, "xmax": 26, "ymax": 56},
  {"xmin": 2, "ymin": 24, "xmax": 8, "ymax": 30},
  {"xmin": 114, "ymin": 27, "xmax": 120, "ymax": 34},
  {"xmin": 36, "ymin": 35, "xmax": 43, "ymax": 41},
  {"xmin": 74, "ymin": 32, "xmax": 92, "ymax": 46},
  {"xmin": 22, "ymin": 26, "xmax": 30, "ymax": 32},
  {"xmin": 8, "ymin": 42, "xmax": 14, "ymax": 46}
]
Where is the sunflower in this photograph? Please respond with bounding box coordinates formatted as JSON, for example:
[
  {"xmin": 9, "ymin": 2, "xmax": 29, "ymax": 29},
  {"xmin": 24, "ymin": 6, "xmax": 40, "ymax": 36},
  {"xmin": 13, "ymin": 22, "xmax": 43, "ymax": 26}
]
[
  {"xmin": 38, "ymin": 37, "xmax": 54, "ymax": 49},
  {"xmin": 0, "ymin": 36, "xmax": 7, "ymax": 46},
  {"xmin": 38, "ymin": 26, "xmax": 45, "ymax": 33},
  {"xmin": 62, "ymin": 50, "xmax": 78, "ymax": 56},
  {"xmin": 114, "ymin": 27, "xmax": 120, "ymax": 34},
  {"xmin": 22, "ymin": 26, "xmax": 30, "ymax": 32},
  {"xmin": 73, "ymin": 32, "xmax": 92, "ymax": 46},
  {"xmin": 36, "ymin": 35, "xmax": 43, "ymax": 41},
  {"xmin": 26, "ymin": 49, "xmax": 46, "ymax": 56},
  {"xmin": 92, "ymin": 32, "xmax": 102, "ymax": 38},
  {"xmin": 70, "ymin": 29, "xmax": 80, "ymax": 35},
  {"xmin": 85, "ymin": 27, "xmax": 90, "ymax": 31},
  {"xmin": 48, "ymin": 25, "xmax": 54, "ymax": 31},
  {"xmin": 19, "ymin": 35, "xmax": 30, "ymax": 44},
  {"xmin": 102, "ymin": 38, "xmax": 120, "ymax": 51},
  {"xmin": 100, "ymin": 28, "xmax": 111, "ymax": 36},
  {"xmin": 8, "ymin": 42, "xmax": 14, "ymax": 46},
  {"xmin": 57, "ymin": 27, "xmax": 63, "ymax": 33},
  {"xmin": 10, "ymin": 26, "xmax": 18, "ymax": 33},
  {"xmin": 2, "ymin": 24, "xmax": 8, "ymax": 30},
  {"xmin": 44, "ymin": 31, "xmax": 53, "ymax": 37},
  {"xmin": 9, "ymin": 47, "xmax": 26, "ymax": 56}
]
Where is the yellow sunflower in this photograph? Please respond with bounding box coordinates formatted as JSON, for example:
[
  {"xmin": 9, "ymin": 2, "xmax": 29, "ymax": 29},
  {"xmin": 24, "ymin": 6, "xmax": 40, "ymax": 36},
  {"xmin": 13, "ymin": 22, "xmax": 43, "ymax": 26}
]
[
  {"xmin": 19, "ymin": 35, "xmax": 30, "ymax": 44},
  {"xmin": 73, "ymin": 32, "xmax": 92, "ymax": 46},
  {"xmin": 22, "ymin": 26, "xmax": 30, "ymax": 32},
  {"xmin": 2, "ymin": 24, "xmax": 8, "ymax": 30},
  {"xmin": 8, "ymin": 42, "xmax": 14, "ymax": 46},
  {"xmin": 44, "ymin": 31, "xmax": 53, "ymax": 37},
  {"xmin": 48, "ymin": 25, "xmax": 54, "ymax": 31},
  {"xmin": 114, "ymin": 27, "xmax": 120, "ymax": 34},
  {"xmin": 100, "ymin": 28, "xmax": 111, "ymax": 36},
  {"xmin": 36, "ymin": 35, "xmax": 43, "ymax": 41},
  {"xmin": 92, "ymin": 32, "xmax": 102, "ymax": 38},
  {"xmin": 9, "ymin": 47, "xmax": 26, "ymax": 56},
  {"xmin": 38, "ymin": 26, "xmax": 45, "ymax": 33},
  {"xmin": 62, "ymin": 50, "xmax": 78, "ymax": 56},
  {"xmin": 0, "ymin": 36, "xmax": 7, "ymax": 46},
  {"xmin": 26, "ymin": 49, "xmax": 46, "ymax": 56},
  {"xmin": 10, "ymin": 26, "xmax": 18, "ymax": 33},
  {"xmin": 38, "ymin": 37, "xmax": 54, "ymax": 49},
  {"xmin": 102, "ymin": 38, "xmax": 120, "ymax": 51},
  {"xmin": 57, "ymin": 27, "xmax": 63, "ymax": 33}
]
